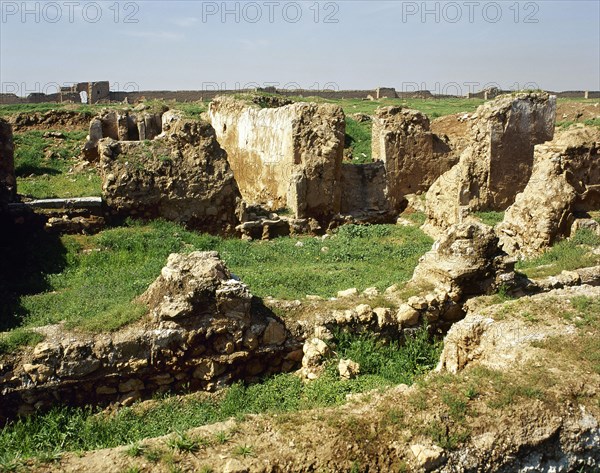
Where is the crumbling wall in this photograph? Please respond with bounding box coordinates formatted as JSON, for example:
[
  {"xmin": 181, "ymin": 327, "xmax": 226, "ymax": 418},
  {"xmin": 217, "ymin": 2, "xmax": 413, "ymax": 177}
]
[
  {"xmin": 424, "ymin": 93, "xmax": 556, "ymax": 234},
  {"xmin": 99, "ymin": 116, "xmax": 243, "ymax": 234},
  {"xmin": 208, "ymin": 97, "xmax": 345, "ymax": 222},
  {"xmin": 0, "ymin": 118, "xmax": 16, "ymax": 212},
  {"xmin": 371, "ymin": 107, "xmax": 455, "ymax": 211},
  {"xmin": 340, "ymin": 162, "xmax": 393, "ymax": 222},
  {"xmin": 0, "ymin": 252, "xmax": 302, "ymax": 421},
  {"xmin": 498, "ymin": 125, "xmax": 600, "ymax": 257},
  {"xmin": 83, "ymin": 105, "xmax": 167, "ymax": 160}
]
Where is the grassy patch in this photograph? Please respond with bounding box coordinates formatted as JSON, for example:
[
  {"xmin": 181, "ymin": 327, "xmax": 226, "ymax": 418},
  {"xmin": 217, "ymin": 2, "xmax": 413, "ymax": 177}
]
[
  {"xmin": 344, "ymin": 117, "xmax": 372, "ymax": 163},
  {"xmin": 0, "ymin": 328, "xmax": 440, "ymax": 463},
  {"xmin": 473, "ymin": 211, "xmax": 504, "ymax": 227},
  {"xmin": 4, "ymin": 220, "xmax": 432, "ymax": 338},
  {"xmin": 0, "ymin": 329, "xmax": 44, "ymax": 355},
  {"xmin": 14, "ymin": 130, "xmax": 101, "ymax": 199},
  {"xmin": 516, "ymin": 229, "xmax": 600, "ymax": 279}
]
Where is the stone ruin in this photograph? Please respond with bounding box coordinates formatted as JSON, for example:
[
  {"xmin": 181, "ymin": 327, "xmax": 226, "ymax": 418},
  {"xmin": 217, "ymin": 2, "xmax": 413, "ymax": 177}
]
[
  {"xmin": 0, "ymin": 251, "xmax": 301, "ymax": 421},
  {"xmin": 498, "ymin": 125, "xmax": 600, "ymax": 256},
  {"xmin": 371, "ymin": 107, "xmax": 456, "ymax": 211},
  {"xmin": 0, "ymin": 118, "xmax": 16, "ymax": 215},
  {"xmin": 99, "ymin": 113, "xmax": 244, "ymax": 234},
  {"xmin": 424, "ymin": 93, "xmax": 556, "ymax": 234},
  {"xmin": 208, "ymin": 96, "xmax": 345, "ymax": 223},
  {"xmin": 83, "ymin": 104, "xmax": 168, "ymax": 160}
]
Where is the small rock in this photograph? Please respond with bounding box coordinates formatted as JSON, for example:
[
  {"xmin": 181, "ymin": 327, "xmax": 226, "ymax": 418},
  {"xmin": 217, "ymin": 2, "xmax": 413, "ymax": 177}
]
[
  {"xmin": 118, "ymin": 378, "xmax": 145, "ymax": 393},
  {"xmin": 408, "ymin": 295, "xmax": 428, "ymax": 310},
  {"xmin": 374, "ymin": 307, "xmax": 394, "ymax": 327},
  {"xmin": 354, "ymin": 304, "xmax": 374, "ymax": 323},
  {"xmin": 362, "ymin": 286, "xmax": 379, "ymax": 297},
  {"xmin": 302, "ymin": 338, "xmax": 331, "ymax": 369},
  {"xmin": 337, "ymin": 288, "xmax": 358, "ymax": 298},
  {"xmin": 410, "ymin": 444, "xmax": 445, "ymax": 470},
  {"xmin": 396, "ymin": 304, "xmax": 420, "ymax": 326},
  {"xmin": 338, "ymin": 359, "xmax": 360, "ymax": 380},
  {"xmin": 262, "ymin": 318, "xmax": 287, "ymax": 346}
]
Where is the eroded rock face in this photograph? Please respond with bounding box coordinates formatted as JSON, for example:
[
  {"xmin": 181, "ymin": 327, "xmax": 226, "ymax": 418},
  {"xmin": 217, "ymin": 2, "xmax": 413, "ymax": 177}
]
[
  {"xmin": 0, "ymin": 118, "xmax": 16, "ymax": 211},
  {"xmin": 208, "ymin": 96, "xmax": 345, "ymax": 222},
  {"xmin": 99, "ymin": 117, "xmax": 243, "ymax": 234},
  {"xmin": 0, "ymin": 251, "xmax": 300, "ymax": 421},
  {"xmin": 412, "ymin": 222, "xmax": 514, "ymax": 304},
  {"xmin": 424, "ymin": 93, "xmax": 556, "ymax": 234},
  {"xmin": 372, "ymin": 107, "xmax": 455, "ymax": 211},
  {"xmin": 498, "ymin": 125, "xmax": 600, "ymax": 257}
]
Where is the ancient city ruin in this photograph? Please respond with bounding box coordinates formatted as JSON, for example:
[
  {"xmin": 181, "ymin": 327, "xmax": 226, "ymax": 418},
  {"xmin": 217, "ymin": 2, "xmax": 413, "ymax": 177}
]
[{"xmin": 1, "ymin": 86, "xmax": 600, "ymax": 472}]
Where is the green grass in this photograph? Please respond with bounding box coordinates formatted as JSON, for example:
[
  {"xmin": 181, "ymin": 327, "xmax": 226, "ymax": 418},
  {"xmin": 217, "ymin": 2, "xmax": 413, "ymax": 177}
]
[
  {"xmin": 473, "ymin": 211, "xmax": 504, "ymax": 227},
  {"xmin": 0, "ymin": 327, "xmax": 440, "ymax": 464},
  {"xmin": 556, "ymin": 117, "xmax": 600, "ymax": 129},
  {"xmin": 516, "ymin": 229, "xmax": 600, "ymax": 279},
  {"xmin": 0, "ymin": 329, "xmax": 44, "ymax": 355},
  {"xmin": 14, "ymin": 130, "xmax": 101, "ymax": 199},
  {"xmin": 344, "ymin": 117, "xmax": 372, "ymax": 163},
  {"xmin": 290, "ymin": 96, "xmax": 484, "ymax": 119},
  {"xmin": 0, "ymin": 103, "xmax": 99, "ymax": 117},
  {"xmin": 2, "ymin": 220, "xmax": 433, "ymax": 340}
]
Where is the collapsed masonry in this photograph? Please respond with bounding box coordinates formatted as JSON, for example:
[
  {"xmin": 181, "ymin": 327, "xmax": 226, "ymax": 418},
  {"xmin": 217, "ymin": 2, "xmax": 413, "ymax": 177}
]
[
  {"xmin": 99, "ymin": 112, "xmax": 243, "ymax": 234},
  {"xmin": 424, "ymin": 93, "xmax": 556, "ymax": 234},
  {"xmin": 498, "ymin": 125, "xmax": 600, "ymax": 257},
  {"xmin": 0, "ymin": 251, "xmax": 302, "ymax": 422}
]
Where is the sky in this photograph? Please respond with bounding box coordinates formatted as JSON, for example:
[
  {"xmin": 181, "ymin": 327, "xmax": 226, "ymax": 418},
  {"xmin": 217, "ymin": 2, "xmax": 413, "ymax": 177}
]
[{"xmin": 1, "ymin": 0, "xmax": 599, "ymax": 96}]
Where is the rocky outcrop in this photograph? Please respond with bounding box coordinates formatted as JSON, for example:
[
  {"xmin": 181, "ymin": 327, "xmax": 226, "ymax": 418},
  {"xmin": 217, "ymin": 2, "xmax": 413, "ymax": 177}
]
[
  {"xmin": 498, "ymin": 125, "xmax": 600, "ymax": 256},
  {"xmin": 0, "ymin": 251, "xmax": 301, "ymax": 422},
  {"xmin": 83, "ymin": 105, "xmax": 167, "ymax": 160},
  {"xmin": 406, "ymin": 222, "xmax": 514, "ymax": 324},
  {"xmin": 372, "ymin": 107, "xmax": 455, "ymax": 211},
  {"xmin": 413, "ymin": 222, "xmax": 513, "ymax": 300},
  {"xmin": 0, "ymin": 118, "xmax": 16, "ymax": 212},
  {"xmin": 424, "ymin": 93, "xmax": 556, "ymax": 234},
  {"xmin": 99, "ymin": 117, "xmax": 243, "ymax": 234},
  {"xmin": 208, "ymin": 96, "xmax": 345, "ymax": 222}
]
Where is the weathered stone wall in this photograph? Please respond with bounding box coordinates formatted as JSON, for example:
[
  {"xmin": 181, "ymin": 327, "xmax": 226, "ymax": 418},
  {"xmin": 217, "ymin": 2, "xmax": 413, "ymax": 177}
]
[
  {"xmin": 340, "ymin": 162, "xmax": 393, "ymax": 221},
  {"xmin": 0, "ymin": 118, "xmax": 16, "ymax": 211},
  {"xmin": 83, "ymin": 106, "xmax": 166, "ymax": 160},
  {"xmin": 209, "ymin": 97, "xmax": 345, "ymax": 221},
  {"xmin": 99, "ymin": 116, "xmax": 243, "ymax": 234},
  {"xmin": 0, "ymin": 252, "xmax": 302, "ymax": 422},
  {"xmin": 371, "ymin": 107, "xmax": 456, "ymax": 211},
  {"xmin": 498, "ymin": 125, "xmax": 600, "ymax": 256},
  {"xmin": 424, "ymin": 93, "xmax": 556, "ymax": 234}
]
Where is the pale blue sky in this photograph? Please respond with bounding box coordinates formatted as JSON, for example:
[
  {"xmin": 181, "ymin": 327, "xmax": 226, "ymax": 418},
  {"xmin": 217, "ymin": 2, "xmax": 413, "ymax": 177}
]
[{"xmin": 1, "ymin": 1, "xmax": 599, "ymax": 95}]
